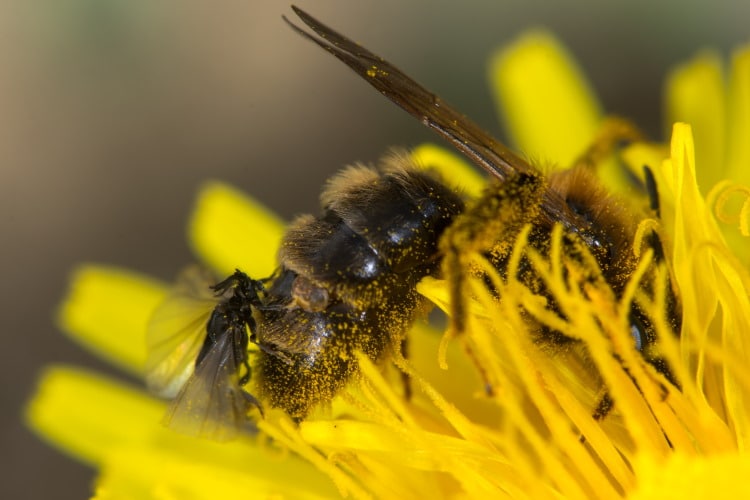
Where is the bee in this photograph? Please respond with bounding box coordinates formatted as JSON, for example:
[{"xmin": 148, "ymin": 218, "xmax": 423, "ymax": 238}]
[{"xmin": 146, "ymin": 6, "xmax": 680, "ymax": 437}]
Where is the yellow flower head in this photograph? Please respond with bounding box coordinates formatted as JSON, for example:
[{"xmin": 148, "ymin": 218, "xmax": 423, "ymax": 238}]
[{"xmin": 25, "ymin": 18, "xmax": 750, "ymax": 500}]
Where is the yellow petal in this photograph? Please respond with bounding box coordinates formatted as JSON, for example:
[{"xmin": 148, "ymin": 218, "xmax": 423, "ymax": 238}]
[
  {"xmin": 26, "ymin": 366, "xmax": 337, "ymax": 498},
  {"xmin": 416, "ymin": 277, "xmax": 490, "ymax": 321},
  {"xmin": 411, "ymin": 144, "xmax": 486, "ymax": 198},
  {"xmin": 407, "ymin": 322, "xmax": 501, "ymax": 426},
  {"xmin": 664, "ymin": 51, "xmax": 726, "ymax": 191},
  {"xmin": 659, "ymin": 123, "xmax": 750, "ymax": 449},
  {"xmin": 630, "ymin": 453, "xmax": 750, "ymax": 499},
  {"xmin": 661, "ymin": 123, "xmax": 719, "ymax": 261},
  {"xmin": 725, "ymin": 43, "xmax": 750, "ymax": 185},
  {"xmin": 661, "ymin": 123, "xmax": 721, "ymax": 340},
  {"xmin": 188, "ymin": 181, "xmax": 285, "ymax": 278},
  {"xmin": 24, "ymin": 365, "xmax": 164, "ymax": 465},
  {"xmin": 488, "ymin": 30, "xmax": 602, "ymax": 168},
  {"xmin": 93, "ymin": 447, "xmax": 336, "ymax": 500},
  {"xmin": 299, "ymin": 419, "xmax": 511, "ymax": 498},
  {"xmin": 58, "ymin": 265, "xmax": 166, "ymax": 373}
]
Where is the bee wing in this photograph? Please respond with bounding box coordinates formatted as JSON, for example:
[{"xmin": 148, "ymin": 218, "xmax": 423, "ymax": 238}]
[
  {"xmin": 145, "ymin": 266, "xmax": 217, "ymax": 398},
  {"xmin": 285, "ymin": 7, "xmax": 572, "ymax": 227},
  {"xmin": 162, "ymin": 327, "xmax": 258, "ymax": 441},
  {"xmin": 284, "ymin": 7, "xmax": 533, "ymax": 182}
]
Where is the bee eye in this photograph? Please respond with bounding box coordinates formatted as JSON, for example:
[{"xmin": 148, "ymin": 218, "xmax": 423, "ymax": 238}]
[{"xmin": 629, "ymin": 314, "xmax": 646, "ymax": 352}]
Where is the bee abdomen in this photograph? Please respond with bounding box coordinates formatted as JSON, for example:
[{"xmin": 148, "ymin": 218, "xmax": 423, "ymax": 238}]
[{"xmin": 280, "ymin": 158, "xmax": 464, "ymax": 285}]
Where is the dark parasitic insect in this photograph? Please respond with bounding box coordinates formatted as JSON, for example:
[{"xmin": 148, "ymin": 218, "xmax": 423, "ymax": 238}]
[
  {"xmin": 146, "ymin": 267, "xmax": 265, "ymax": 439},
  {"xmin": 145, "ymin": 6, "xmax": 680, "ymax": 438}
]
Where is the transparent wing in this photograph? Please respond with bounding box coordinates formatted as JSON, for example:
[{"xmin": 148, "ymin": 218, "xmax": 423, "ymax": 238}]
[
  {"xmin": 162, "ymin": 327, "xmax": 259, "ymax": 441},
  {"xmin": 145, "ymin": 266, "xmax": 218, "ymax": 398}
]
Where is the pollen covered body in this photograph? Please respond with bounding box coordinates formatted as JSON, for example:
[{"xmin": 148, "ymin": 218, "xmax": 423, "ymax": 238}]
[{"xmin": 254, "ymin": 156, "xmax": 464, "ymax": 420}]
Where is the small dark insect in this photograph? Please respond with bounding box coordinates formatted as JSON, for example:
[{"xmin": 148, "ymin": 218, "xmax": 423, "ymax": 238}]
[
  {"xmin": 146, "ymin": 6, "xmax": 680, "ymax": 437},
  {"xmin": 146, "ymin": 268, "xmax": 265, "ymax": 440}
]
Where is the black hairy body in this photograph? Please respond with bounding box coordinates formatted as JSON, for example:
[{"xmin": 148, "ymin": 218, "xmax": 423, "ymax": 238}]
[{"xmin": 255, "ymin": 160, "xmax": 463, "ymax": 420}]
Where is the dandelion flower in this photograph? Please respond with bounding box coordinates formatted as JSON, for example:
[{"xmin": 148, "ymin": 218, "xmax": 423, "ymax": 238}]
[{"xmin": 26, "ymin": 26, "xmax": 750, "ymax": 499}]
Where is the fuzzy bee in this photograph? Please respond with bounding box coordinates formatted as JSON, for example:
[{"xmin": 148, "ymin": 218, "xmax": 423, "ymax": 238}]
[{"xmin": 145, "ymin": 6, "xmax": 680, "ymax": 438}]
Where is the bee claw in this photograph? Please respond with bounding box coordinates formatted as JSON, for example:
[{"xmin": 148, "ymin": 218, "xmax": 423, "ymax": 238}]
[{"xmin": 243, "ymin": 390, "xmax": 265, "ymax": 418}]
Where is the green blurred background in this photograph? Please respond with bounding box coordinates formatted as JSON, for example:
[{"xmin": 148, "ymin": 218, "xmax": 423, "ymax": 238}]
[{"xmin": 2, "ymin": 1, "xmax": 747, "ymax": 498}]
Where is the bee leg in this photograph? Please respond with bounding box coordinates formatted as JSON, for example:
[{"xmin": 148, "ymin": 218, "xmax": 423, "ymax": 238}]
[
  {"xmin": 641, "ymin": 167, "xmax": 684, "ymax": 341},
  {"xmin": 232, "ymin": 324, "xmax": 254, "ymax": 388},
  {"xmin": 569, "ymin": 116, "xmax": 644, "ymax": 171},
  {"xmin": 592, "ymin": 392, "xmax": 614, "ymax": 421},
  {"xmin": 241, "ymin": 389, "xmax": 264, "ymax": 418},
  {"xmin": 440, "ymin": 172, "xmax": 545, "ymax": 333},
  {"xmin": 399, "ymin": 337, "xmax": 412, "ymax": 400},
  {"xmin": 633, "ymin": 168, "xmax": 683, "ymax": 390},
  {"xmin": 439, "ymin": 173, "xmax": 545, "ymax": 394},
  {"xmin": 574, "ymin": 124, "xmax": 685, "ymax": 418}
]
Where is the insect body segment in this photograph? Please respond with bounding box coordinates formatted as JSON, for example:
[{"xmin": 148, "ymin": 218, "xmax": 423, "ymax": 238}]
[{"xmin": 254, "ymin": 159, "xmax": 464, "ymax": 421}]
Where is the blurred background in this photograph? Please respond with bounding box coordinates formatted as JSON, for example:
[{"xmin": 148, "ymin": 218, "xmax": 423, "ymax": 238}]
[{"xmin": 2, "ymin": 0, "xmax": 747, "ymax": 497}]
